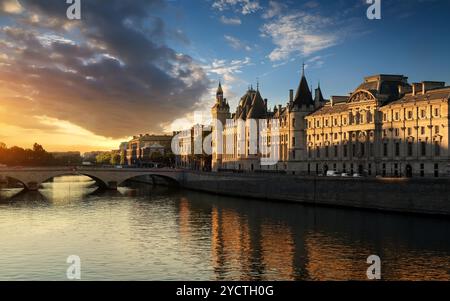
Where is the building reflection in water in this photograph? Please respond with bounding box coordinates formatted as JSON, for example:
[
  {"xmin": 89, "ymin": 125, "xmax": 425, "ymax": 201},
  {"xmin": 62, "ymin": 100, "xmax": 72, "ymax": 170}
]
[
  {"xmin": 1, "ymin": 178, "xmax": 449, "ymax": 280},
  {"xmin": 180, "ymin": 191, "xmax": 450, "ymax": 281}
]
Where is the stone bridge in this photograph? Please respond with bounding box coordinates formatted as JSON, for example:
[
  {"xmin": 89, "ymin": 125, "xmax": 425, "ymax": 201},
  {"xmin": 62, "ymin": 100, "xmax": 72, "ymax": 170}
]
[{"xmin": 0, "ymin": 167, "xmax": 185, "ymax": 191}]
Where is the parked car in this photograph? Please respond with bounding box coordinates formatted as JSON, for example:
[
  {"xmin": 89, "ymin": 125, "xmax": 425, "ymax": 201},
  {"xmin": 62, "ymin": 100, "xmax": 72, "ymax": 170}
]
[
  {"xmin": 353, "ymin": 173, "xmax": 363, "ymax": 178},
  {"xmin": 341, "ymin": 173, "xmax": 351, "ymax": 177},
  {"xmin": 326, "ymin": 170, "xmax": 340, "ymax": 177}
]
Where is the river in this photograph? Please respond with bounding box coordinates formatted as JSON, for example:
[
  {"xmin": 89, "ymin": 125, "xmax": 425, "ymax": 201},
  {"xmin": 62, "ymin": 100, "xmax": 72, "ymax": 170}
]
[{"xmin": 0, "ymin": 175, "xmax": 449, "ymax": 280}]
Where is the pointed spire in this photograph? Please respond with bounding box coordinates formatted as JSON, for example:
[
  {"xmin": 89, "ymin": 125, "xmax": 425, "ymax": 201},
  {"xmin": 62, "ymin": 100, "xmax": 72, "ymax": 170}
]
[
  {"xmin": 293, "ymin": 64, "xmax": 313, "ymax": 106},
  {"xmin": 217, "ymin": 81, "xmax": 223, "ymax": 95},
  {"xmin": 314, "ymin": 81, "xmax": 325, "ymax": 104}
]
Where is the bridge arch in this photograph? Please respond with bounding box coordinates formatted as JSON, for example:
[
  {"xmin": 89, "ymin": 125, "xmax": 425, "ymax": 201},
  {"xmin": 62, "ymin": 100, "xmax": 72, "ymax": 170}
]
[
  {"xmin": 116, "ymin": 173, "xmax": 180, "ymax": 188},
  {"xmin": 40, "ymin": 173, "xmax": 109, "ymax": 190},
  {"xmin": 3, "ymin": 176, "xmax": 27, "ymax": 191},
  {"xmin": 0, "ymin": 168, "xmax": 184, "ymax": 191}
]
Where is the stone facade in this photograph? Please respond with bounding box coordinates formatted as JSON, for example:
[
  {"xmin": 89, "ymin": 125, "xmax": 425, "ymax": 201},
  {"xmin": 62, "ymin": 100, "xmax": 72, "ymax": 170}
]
[
  {"xmin": 126, "ymin": 134, "xmax": 172, "ymax": 166},
  {"xmin": 211, "ymin": 72, "xmax": 450, "ymax": 178}
]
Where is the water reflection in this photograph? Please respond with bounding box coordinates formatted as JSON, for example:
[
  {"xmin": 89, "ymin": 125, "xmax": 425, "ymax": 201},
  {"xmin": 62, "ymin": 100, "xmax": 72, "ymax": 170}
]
[{"xmin": 0, "ymin": 175, "xmax": 449, "ymax": 280}]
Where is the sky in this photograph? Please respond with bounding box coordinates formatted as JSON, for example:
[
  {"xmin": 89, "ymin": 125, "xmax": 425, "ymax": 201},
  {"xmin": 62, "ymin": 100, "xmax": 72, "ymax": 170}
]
[{"xmin": 0, "ymin": 0, "xmax": 449, "ymax": 152}]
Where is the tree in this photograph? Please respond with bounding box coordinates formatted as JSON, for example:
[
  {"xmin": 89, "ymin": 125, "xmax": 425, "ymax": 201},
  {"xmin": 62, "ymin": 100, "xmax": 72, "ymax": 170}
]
[
  {"xmin": 150, "ymin": 151, "xmax": 163, "ymax": 162},
  {"xmin": 96, "ymin": 152, "xmax": 112, "ymax": 165},
  {"xmin": 110, "ymin": 153, "xmax": 121, "ymax": 166}
]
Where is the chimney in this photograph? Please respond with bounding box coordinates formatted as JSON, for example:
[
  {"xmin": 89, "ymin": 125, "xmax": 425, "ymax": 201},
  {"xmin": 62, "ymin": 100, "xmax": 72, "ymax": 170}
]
[
  {"xmin": 289, "ymin": 89, "xmax": 294, "ymax": 102},
  {"xmin": 264, "ymin": 98, "xmax": 268, "ymax": 109},
  {"xmin": 412, "ymin": 83, "xmax": 421, "ymax": 96}
]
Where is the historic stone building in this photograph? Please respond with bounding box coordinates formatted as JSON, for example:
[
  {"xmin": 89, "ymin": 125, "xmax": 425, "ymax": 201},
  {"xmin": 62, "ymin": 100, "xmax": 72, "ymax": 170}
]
[
  {"xmin": 211, "ymin": 68, "xmax": 326, "ymax": 172},
  {"xmin": 125, "ymin": 134, "xmax": 172, "ymax": 166},
  {"xmin": 211, "ymin": 72, "xmax": 450, "ymax": 178}
]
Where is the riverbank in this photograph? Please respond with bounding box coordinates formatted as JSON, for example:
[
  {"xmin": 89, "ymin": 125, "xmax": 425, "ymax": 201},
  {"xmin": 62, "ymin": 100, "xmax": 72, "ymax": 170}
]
[{"xmin": 179, "ymin": 172, "xmax": 450, "ymax": 217}]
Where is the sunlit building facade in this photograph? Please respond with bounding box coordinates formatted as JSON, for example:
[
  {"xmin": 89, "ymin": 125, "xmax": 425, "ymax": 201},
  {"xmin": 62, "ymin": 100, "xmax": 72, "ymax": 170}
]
[{"xmin": 212, "ymin": 73, "xmax": 450, "ymax": 178}]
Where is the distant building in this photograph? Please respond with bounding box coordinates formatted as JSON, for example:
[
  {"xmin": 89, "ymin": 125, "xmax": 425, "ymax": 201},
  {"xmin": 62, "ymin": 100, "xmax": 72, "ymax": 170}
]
[
  {"xmin": 174, "ymin": 124, "xmax": 212, "ymax": 171},
  {"xmin": 50, "ymin": 151, "xmax": 82, "ymax": 165},
  {"xmin": 211, "ymin": 71, "xmax": 450, "ymax": 178},
  {"xmin": 125, "ymin": 134, "xmax": 172, "ymax": 166}
]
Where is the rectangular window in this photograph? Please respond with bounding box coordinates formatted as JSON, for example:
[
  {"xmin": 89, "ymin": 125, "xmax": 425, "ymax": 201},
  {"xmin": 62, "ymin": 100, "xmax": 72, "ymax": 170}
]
[
  {"xmin": 435, "ymin": 141, "xmax": 441, "ymax": 156},
  {"xmin": 334, "ymin": 145, "xmax": 338, "ymax": 158},
  {"xmin": 395, "ymin": 129, "xmax": 399, "ymax": 137},
  {"xmin": 421, "ymin": 142, "xmax": 427, "ymax": 156},
  {"xmin": 407, "ymin": 128, "xmax": 412, "ymax": 136},
  {"xmin": 395, "ymin": 112, "xmax": 399, "ymax": 121},
  {"xmin": 316, "ymin": 146, "xmax": 320, "ymax": 158},
  {"xmin": 421, "ymin": 110, "xmax": 426, "ymax": 118},
  {"xmin": 308, "ymin": 147, "xmax": 312, "ymax": 158},
  {"xmin": 435, "ymin": 126, "xmax": 440, "ymax": 134},
  {"xmin": 352, "ymin": 144, "xmax": 356, "ymax": 157},
  {"xmin": 343, "ymin": 145, "xmax": 348, "ymax": 158},
  {"xmin": 292, "ymin": 137, "xmax": 296, "ymax": 147},
  {"xmin": 383, "ymin": 143, "xmax": 388, "ymax": 157},
  {"xmin": 408, "ymin": 142, "xmax": 413, "ymax": 157},
  {"xmin": 325, "ymin": 146, "xmax": 329, "ymax": 158},
  {"xmin": 407, "ymin": 111, "xmax": 413, "ymax": 119},
  {"xmin": 435, "ymin": 108, "xmax": 440, "ymax": 117},
  {"xmin": 395, "ymin": 143, "xmax": 400, "ymax": 157},
  {"xmin": 292, "ymin": 118, "xmax": 296, "ymax": 128},
  {"xmin": 420, "ymin": 164, "xmax": 425, "ymax": 177},
  {"xmin": 421, "ymin": 127, "xmax": 425, "ymax": 135},
  {"xmin": 435, "ymin": 164, "xmax": 439, "ymax": 178}
]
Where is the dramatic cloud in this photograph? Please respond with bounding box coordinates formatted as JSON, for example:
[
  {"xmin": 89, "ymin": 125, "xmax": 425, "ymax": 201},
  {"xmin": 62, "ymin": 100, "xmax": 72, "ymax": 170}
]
[
  {"xmin": 261, "ymin": 11, "xmax": 338, "ymax": 61},
  {"xmin": 224, "ymin": 35, "xmax": 251, "ymax": 51},
  {"xmin": 220, "ymin": 15, "xmax": 242, "ymax": 25},
  {"xmin": 0, "ymin": 0, "xmax": 210, "ymax": 143},
  {"xmin": 203, "ymin": 57, "xmax": 251, "ymax": 83},
  {"xmin": 212, "ymin": 0, "xmax": 261, "ymax": 15}
]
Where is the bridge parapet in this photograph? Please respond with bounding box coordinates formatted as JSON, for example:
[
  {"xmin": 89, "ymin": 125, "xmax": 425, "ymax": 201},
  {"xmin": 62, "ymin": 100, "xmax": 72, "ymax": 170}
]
[{"xmin": 0, "ymin": 167, "xmax": 184, "ymax": 191}]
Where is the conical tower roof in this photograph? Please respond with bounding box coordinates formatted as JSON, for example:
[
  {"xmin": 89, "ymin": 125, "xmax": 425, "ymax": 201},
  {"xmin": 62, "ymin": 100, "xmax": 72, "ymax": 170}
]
[{"xmin": 293, "ymin": 65, "xmax": 313, "ymax": 106}]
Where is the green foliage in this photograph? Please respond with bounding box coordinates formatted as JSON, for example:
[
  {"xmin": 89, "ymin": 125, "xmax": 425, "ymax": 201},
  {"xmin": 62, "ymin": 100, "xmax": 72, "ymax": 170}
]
[
  {"xmin": 96, "ymin": 152, "xmax": 112, "ymax": 165},
  {"xmin": 0, "ymin": 142, "xmax": 81, "ymax": 166},
  {"xmin": 110, "ymin": 153, "xmax": 121, "ymax": 165}
]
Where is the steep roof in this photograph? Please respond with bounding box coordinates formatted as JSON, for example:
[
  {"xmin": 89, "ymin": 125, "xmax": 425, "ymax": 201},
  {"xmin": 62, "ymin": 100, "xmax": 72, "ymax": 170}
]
[
  {"xmin": 293, "ymin": 71, "xmax": 313, "ymax": 106},
  {"xmin": 314, "ymin": 84, "xmax": 325, "ymax": 103},
  {"xmin": 247, "ymin": 89, "xmax": 267, "ymax": 119}
]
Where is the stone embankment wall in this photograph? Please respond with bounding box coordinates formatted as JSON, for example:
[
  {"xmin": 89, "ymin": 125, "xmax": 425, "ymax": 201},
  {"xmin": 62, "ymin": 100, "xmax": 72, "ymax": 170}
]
[{"xmin": 180, "ymin": 172, "xmax": 450, "ymax": 216}]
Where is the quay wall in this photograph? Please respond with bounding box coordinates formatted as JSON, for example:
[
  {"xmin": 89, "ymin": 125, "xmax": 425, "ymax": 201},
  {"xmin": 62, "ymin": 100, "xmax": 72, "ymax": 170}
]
[{"xmin": 180, "ymin": 172, "xmax": 450, "ymax": 216}]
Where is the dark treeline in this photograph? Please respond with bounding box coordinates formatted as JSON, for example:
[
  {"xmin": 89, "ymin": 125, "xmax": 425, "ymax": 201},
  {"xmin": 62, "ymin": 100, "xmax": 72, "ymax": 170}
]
[{"xmin": 0, "ymin": 142, "xmax": 81, "ymax": 167}]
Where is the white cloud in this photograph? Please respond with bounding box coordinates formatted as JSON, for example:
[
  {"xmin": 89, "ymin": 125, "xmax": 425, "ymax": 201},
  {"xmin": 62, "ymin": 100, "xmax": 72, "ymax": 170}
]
[
  {"xmin": 212, "ymin": 0, "xmax": 261, "ymax": 15},
  {"xmin": 261, "ymin": 12, "xmax": 337, "ymax": 61},
  {"xmin": 262, "ymin": 1, "xmax": 286, "ymax": 19},
  {"xmin": 220, "ymin": 15, "xmax": 242, "ymax": 25},
  {"xmin": 224, "ymin": 35, "xmax": 252, "ymax": 51},
  {"xmin": 203, "ymin": 57, "xmax": 251, "ymax": 83}
]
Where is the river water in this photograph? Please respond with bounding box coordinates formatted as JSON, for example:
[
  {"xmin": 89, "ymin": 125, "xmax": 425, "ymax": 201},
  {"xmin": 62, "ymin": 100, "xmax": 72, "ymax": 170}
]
[{"xmin": 0, "ymin": 175, "xmax": 449, "ymax": 281}]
